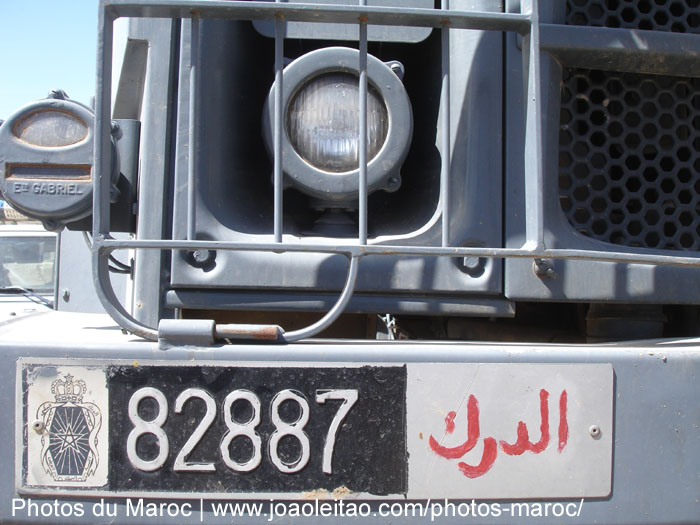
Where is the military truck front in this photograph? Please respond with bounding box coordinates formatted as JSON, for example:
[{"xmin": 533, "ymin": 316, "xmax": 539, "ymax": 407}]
[{"xmin": 0, "ymin": 1, "xmax": 699, "ymax": 523}]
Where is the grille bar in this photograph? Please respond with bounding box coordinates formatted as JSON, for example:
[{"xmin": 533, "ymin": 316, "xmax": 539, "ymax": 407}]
[
  {"xmin": 101, "ymin": 0, "xmax": 532, "ymax": 32},
  {"xmin": 187, "ymin": 15, "xmax": 199, "ymax": 241},
  {"xmin": 359, "ymin": 11, "xmax": 369, "ymax": 245},
  {"xmin": 523, "ymin": 0, "xmax": 545, "ymax": 250},
  {"xmin": 273, "ymin": 12, "xmax": 284, "ymax": 243},
  {"xmin": 97, "ymin": 238, "xmax": 700, "ymax": 269},
  {"xmin": 440, "ymin": 0, "xmax": 451, "ymax": 247}
]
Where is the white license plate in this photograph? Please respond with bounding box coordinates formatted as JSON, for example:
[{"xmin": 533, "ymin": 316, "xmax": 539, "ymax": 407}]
[{"xmin": 17, "ymin": 359, "xmax": 612, "ymax": 499}]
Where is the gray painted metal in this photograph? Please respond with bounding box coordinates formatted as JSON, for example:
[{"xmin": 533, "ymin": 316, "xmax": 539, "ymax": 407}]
[
  {"xmin": 158, "ymin": 318, "xmax": 214, "ymax": 346},
  {"xmin": 440, "ymin": 0, "xmax": 449, "ymax": 247},
  {"xmin": 359, "ymin": 20, "xmax": 368, "ymax": 244},
  {"xmin": 91, "ymin": 0, "xmax": 700, "ymax": 339},
  {"xmin": 273, "ymin": 13, "xmax": 284, "ymax": 243},
  {"xmin": 504, "ymin": 1, "xmax": 700, "ymax": 303},
  {"xmin": 101, "ymin": 0, "xmax": 531, "ymax": 33},
  {"xmin": 283, "ymin": 255, "xmax": 359, "ymax": 341},
  {"xmin": 164, "ymin": 289, "xmax": 516, "ymax": 316},
  {"xmin": 522, "ymin": 0, "xmax": 545, "ymax": 251},
  {"xmin": 111, "ymin": 238, "xmax": 700, "ymax": 268},
  {"xmin": 113, "ymin": 38, "xmax": 149, "ymax": 120},
  {"xmin": 253, "ymin": 0, "xmax": 434, "ymax": 43},
  {"xmin": 540, "ymin": 23, "xmax": 700, "ymax": 77},
  {"xmin": 186, "ymin": 16, "xmax": 199, "ymax": 242},
  {"xmin": 56, "ymin": 230, "xmax": 128, "ymax": 314},
  {"xmin": 0, "ymin": 96, "xmax": 113, "ymax": 229},
  {"xmin": 164, "ymin": 0, "xmax": 503, "ymax": 327},
  {"xmin": 0, "ymin": 312, "xmax": 698, "ymax": 523},
  {"xmin": 261, "ymin": 47, "xmax": 412, "ymax": 203},
  {"xmin": 123, "ymin": 18, "xmax": 180, "ymax": 327}
]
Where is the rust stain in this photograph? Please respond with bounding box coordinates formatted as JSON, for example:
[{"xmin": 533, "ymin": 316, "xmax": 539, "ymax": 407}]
[
  {"xmin": 221, "ymin": 326, "xmax": 280, "ymax": 340},
  {"xmin": 332, "ymin": 486, "xmax": 352, "ymax": 498},
  {"xmin": 303, "ymin": 486, "xmax": 353, "ymax": 499},
  {"xmin": 252, "ymin": 326, "xmax": 282, "ymax": 340},
  {"xmin": 303, "ymin": 489, "xmax": 329, "ymax": 499}
]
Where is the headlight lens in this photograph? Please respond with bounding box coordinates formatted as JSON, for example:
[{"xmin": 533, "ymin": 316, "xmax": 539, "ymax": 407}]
[
  {"xmin": 15, "ymin": 110, "xmax": 88, "ymax": 147},
  {"xmin": 285, "ymin": 73, "xmax": 389, "ymax": 173}
]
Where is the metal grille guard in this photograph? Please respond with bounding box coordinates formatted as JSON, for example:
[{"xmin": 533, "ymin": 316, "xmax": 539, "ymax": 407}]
[{"xmin": 92, "ymin": 0, "xmax": 700, "ymax": 343}]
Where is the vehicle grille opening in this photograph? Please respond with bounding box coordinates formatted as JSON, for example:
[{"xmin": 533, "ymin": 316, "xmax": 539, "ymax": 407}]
[
  {"xmin": 566, "ymin": 0, "xmax": 700, "ymax": 34},
  {"xmin": 559, "ymin": 2, "xmax": 700, "ymax": 251}
]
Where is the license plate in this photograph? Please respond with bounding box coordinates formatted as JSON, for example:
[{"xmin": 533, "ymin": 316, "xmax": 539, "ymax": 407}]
[{"xmin": 17, "ymin": 359, "xmax": 612, "ymax": 499}]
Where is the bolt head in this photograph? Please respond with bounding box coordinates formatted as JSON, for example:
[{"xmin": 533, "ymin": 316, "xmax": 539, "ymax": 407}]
[
  {"xmin": 110, "ymin": 121, "xmax": 123, "ymax": 139},
  {"xmin": 190, "ymin": 249, "xmax": 216, "ymax": 267},
  {"xmin": 457, "ymin": 255, "xmax": 484, "ymax": 276},
  {"xmin": 193, "ymin": 250, "xmax": 209, "ymax": 264},
  {"xmin": 463, "ymin": 256, "xmax": 481, "ymax": 270}
]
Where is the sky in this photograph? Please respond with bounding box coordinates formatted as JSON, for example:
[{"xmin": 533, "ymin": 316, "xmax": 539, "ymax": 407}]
[{"xmin": 0, "ymin": 1, "xmax": 98, "ymax": 119}]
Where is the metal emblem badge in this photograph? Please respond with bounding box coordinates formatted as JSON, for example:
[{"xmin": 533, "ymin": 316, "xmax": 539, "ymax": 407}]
[
  {"xmin": 37, "ymin": 374, "xmax": 102, "ymax": 482},
  {"xmin": 22, "ymin": 363, "xmax": 109, "ymax": 488}
]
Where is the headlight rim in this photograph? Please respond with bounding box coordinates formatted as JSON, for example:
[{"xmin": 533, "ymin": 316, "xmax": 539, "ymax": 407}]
[{"xmin": 263, "ymin": 46, "xmax": 413, "ymax": 203}]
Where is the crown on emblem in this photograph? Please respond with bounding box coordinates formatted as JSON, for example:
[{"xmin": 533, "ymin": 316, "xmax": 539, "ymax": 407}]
[{"xmin": 51, "ymin": 374, "xmax": 87, "ymax": 403}]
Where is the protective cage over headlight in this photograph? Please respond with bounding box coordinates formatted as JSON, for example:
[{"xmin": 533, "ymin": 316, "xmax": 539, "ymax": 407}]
[{"xmin": 263, "ymin": 47, "xmax": 413, "ymax": 205}]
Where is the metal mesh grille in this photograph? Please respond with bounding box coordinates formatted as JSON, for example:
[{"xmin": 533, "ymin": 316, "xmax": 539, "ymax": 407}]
[
  {"xmin": 566, "ymin": 0, "xmax": 700, "ymax": 33},
  {"xmin": 558, "ymin": 69, "xmax": 700, "ymax": 250}
]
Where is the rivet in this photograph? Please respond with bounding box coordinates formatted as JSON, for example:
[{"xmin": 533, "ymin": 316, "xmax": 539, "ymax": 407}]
[
  {"xmin": 31, "ymin": 420, "xmax": 45, "ymax": 433},
  {"xmin": 589, "ymin": 425, "xmax": 601, "ymax": 439}
]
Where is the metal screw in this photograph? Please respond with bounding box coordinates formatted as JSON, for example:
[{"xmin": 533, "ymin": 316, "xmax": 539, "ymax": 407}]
[
  {"xmin": 62, "ymin": 289, "xmax": 71, "ymax": 302},
  {"xmin": 192, "ymin": 249, "xmax": 215, "ymax": 267},
  {"xmin": 48, "ymin": 89, "xmax": 68, "ymax": 100},
  {"xmin": 457, "ymin": 255, "xmax": 485, "ymax": 276},
  {"xmin": 463, "ymin": 256, "xmax": 481, "ymax": 271},
  {"xmin": 31, "ymin": 420, "xmax": 45, "ymax": 433},
  {"xmin": 43, "ymin": 220, "xmax": 62, "ymax": 232},
  {"xmin": 589, "ymin": 425, "xmax": 601, "ymax": 439},
  {"xmin": 385, "ymin": 60, "xmax": 405, "ymax": 80}
]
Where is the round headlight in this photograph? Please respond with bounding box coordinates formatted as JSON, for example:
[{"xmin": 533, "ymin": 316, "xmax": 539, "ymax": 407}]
[
  {"xmin": 286, "ymin": 72, "xmax": 389, "ymax": 173},
  {"xmin": 263, "ymin": 47, "xmax": 413, "ymax": 205}
]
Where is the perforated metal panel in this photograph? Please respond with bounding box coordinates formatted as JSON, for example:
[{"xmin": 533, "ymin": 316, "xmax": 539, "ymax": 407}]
[
  {"xmin": 566, "ymin": 0, "xmax": 700, "ymax": 34},
  {"xmin": 559, "ymin": 2, "xmax": 700, "ymax": 251},
  {"xmin": 559, "ymin": 69, "xmax": 700, "ymax": 250}
]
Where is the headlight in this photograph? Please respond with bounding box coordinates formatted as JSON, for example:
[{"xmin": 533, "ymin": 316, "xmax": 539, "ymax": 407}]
[
  {"xmin": 286, "ymin": 72, "xmax": 389, "ymax": 174},
  {"xmin": 263, "ymin": 47, "xmax": 413, "ymax": 205},
  {"xmin": 0, "ymin": 93, "xmax": 120, "ymax": 230}
]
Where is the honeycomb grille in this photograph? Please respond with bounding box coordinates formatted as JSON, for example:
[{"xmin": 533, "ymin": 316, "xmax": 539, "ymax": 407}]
[
  {"xmin": 558, "ymin": 69, "xmax": 700, "ymax": 250},
  {"xmin": 566, "ymin": 0, "xmax": 700, "ymax": 33}
]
